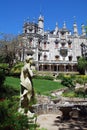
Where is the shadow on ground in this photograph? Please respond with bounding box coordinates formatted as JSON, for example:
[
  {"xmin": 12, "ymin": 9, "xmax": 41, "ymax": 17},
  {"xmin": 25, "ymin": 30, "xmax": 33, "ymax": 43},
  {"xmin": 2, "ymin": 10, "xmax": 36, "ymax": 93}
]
[{"xmin": 53, "ymin": 117, "xmax": 87, "ymax": 130}]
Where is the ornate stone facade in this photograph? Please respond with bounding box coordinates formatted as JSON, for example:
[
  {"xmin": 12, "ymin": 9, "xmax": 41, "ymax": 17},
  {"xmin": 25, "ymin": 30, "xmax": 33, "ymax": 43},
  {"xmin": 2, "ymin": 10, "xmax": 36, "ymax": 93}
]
[{"xmin": 18, "ymin": 15, "xmax": 87, "ymax": 72}]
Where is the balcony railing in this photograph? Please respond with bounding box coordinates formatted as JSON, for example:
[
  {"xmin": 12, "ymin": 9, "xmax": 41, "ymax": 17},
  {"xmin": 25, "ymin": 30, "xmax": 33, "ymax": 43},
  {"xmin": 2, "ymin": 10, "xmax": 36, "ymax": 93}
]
[{"xmin": 38, "ymin": 60, "xmax": 77, "ymax": 64}]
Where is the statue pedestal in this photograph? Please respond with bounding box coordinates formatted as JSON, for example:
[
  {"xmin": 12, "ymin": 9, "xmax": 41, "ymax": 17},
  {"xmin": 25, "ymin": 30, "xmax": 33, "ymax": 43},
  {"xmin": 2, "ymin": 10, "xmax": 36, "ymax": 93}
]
[{"xmin": 59, "ymin": 106, "xmax": 72, "ymax": 120}]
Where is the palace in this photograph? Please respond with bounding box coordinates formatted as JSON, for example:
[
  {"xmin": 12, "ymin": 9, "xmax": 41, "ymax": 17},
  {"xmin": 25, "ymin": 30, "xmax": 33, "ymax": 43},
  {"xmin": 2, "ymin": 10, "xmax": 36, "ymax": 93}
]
[{"xmin": 17, "ymin": 15, "xmax": 87, "ymax": 72}]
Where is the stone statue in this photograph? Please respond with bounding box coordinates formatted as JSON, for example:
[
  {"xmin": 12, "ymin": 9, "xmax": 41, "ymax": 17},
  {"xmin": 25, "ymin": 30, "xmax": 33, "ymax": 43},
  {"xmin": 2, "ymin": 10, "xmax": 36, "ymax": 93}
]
[{"xmin": 20, "ymin": 55, "xmax": 34, "ymax": 110}]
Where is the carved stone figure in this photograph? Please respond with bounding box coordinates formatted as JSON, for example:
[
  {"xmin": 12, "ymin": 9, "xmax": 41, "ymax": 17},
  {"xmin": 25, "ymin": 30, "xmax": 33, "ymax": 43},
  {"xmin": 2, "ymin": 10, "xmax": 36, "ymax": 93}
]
[{"xmin": 20, "ymin": 55, "xmax": 34, "ymax": 110}]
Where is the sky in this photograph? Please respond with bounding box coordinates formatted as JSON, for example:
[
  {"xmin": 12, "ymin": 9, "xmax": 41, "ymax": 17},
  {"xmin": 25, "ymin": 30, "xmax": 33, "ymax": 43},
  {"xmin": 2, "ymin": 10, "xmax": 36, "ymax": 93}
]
[{"xmin": 0, "ymin": 0, "xmax": 87, "ymax": 36}]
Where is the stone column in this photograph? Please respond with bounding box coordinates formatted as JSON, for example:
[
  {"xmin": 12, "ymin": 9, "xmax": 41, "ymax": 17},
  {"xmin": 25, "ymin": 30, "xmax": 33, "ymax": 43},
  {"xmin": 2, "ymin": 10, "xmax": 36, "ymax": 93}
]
[
  {"xmin": 71, "ymin": 65, "xmax": 73, "ymax": 71},
  {"xmin": 49, "ymin": 64, "xmax": 51, "ymax": 71},
  {"xmin": 64, "ymin": 64, "xmax": 66, "ymax": 72}
]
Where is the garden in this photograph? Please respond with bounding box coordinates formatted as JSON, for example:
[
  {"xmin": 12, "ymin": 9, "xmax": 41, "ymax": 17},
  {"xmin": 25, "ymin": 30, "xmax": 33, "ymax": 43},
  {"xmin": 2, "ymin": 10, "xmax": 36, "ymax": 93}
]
[{"xmin": 0, "ymin": 62, "xmax": 87, "ymax": 130}]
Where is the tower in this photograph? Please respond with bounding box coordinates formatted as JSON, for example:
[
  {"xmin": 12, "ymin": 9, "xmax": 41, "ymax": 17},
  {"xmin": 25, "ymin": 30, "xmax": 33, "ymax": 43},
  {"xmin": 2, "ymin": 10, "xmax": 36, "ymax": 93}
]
[
  {"xmin": 73, "ymin": 22, "xmax": 78, "ymax": 37},
  {"xmin": 81, "ymin": 24, "xmax": 86, "ymax": 36},
  {"xmin": 63, "ymin": 21, "xmax": 66, "ymax": 29},
  {"xmin": 54, "ymin": 22, "xmax": 58, "ymax": 35},
  {"xmin": 38, "ymin": 14, "xmax": 44, "ymax": 33}
]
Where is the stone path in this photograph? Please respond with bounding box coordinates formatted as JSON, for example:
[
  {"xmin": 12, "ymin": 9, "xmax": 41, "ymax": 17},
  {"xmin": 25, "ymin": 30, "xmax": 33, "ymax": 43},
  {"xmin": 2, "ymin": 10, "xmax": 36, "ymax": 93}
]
[
  {"xmin": 37, "ymin": 114, "xmax": 59, "ymax": 130},
  {"xmin": 37, "ymin": 114, "xmax": 87, "ymax": 130}
]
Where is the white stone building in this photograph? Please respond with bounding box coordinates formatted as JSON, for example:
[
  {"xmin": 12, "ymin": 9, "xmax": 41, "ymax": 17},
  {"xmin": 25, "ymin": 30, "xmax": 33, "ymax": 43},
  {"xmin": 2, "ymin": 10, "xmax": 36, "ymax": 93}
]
[{"xmin": 18, "ymin": 15, "xmax": 87, "ymax": 72}]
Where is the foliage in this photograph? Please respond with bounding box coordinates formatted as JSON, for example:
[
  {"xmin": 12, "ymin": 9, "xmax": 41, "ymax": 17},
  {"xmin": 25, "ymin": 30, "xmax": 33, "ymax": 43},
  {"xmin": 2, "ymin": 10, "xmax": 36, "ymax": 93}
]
[
  {"xmin": 62, "ymin": 90, "xmax": 77, "ymax": 98},
  {"xmin": 10, "ymin": 62, "xmax": 24, "ymax": 76},
  {"xmin": 56, "ymin": 73, "xmax": 65, "ymax": 80},
  {"xmin": 0, "ymin": 55, "xmax": 6, "ymax": 63},
  {"xmin": 0, "ymin": 33, "xmax": 19, "ymax": 67},
  {"xmin": 37, "ymin": 128, "xmax": 47, "ymax": 130},
  {"xmin": 0, "ymin": 63, "xmax": 9, "ymax": 69},
  {"xmin": 0, "ymin": 69, "xmax": 6, "ymax": 87},
  {"xmin": 0, "ymin": 99, "xmax": 29, "ymax": 130},
  {"xmin": 75, "ymin": 78, "xmax": 84, "ymax": 84},
  {"xmin": 34, "ymin": 75, "xmax": 54, "ymax": 80},
  {"xmin": 77, "ymin": 57, "xmax": 87, "ymax": 74},
  {"xmin": 61, "ymin": 76, "xmax": 75, "ymax": 88}
]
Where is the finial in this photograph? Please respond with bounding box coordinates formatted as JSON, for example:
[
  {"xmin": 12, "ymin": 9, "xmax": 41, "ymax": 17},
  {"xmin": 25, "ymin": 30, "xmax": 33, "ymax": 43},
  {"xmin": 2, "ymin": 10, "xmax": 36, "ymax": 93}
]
[
  {"xmin": 33, "ymin": 17, "xmax": 36, "ymax": 23},
  {"xmin": 73, "ymin": 16, "xmax": 76, "ymax": 23},
  {"xmin": 56, "ymin": 22, "xmax": 58, "ymax": 27},
  {"xmin": 63, "ymin": 21, "xmax": 66, "ymax": 29},
  {"xmin": 27, "ymin": 17, "xmax": 29, "ymax": 22}
]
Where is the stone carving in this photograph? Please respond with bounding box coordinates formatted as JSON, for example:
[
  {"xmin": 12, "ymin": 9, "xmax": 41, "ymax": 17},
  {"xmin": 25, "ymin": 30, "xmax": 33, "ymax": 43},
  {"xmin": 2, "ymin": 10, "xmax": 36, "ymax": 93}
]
[{"xmin": 19, "ymin": 55, "xmax": 34, "ymax": 113}]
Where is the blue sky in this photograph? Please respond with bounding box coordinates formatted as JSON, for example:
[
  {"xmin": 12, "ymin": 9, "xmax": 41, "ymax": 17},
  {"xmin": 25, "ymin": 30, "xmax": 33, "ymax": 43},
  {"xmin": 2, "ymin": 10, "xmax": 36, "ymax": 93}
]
[{"xmin": 0, "ymin": 0, "xmax": 87, "ymax": 35}]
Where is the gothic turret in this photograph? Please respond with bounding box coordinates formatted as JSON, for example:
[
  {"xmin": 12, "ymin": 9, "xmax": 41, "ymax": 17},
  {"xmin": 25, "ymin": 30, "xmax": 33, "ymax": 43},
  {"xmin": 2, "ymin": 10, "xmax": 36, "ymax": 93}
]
[
  {"xmin": 81, "ymin": 24, "xmax": 86, "ymax": 36},
  {"xmin": 38, "ymin": 14, "xmax": 44, "ymax": 33},
  {"xmin": 53, "ymin": 22, "xmax": 58, "ymax": 35},
  {"xmin": 63, "ymin": 21, "xmax": 66, "ymax": 29},
  {"xmin": 73, "ymin": 22, "xmax": 78, "ymax": 37}
]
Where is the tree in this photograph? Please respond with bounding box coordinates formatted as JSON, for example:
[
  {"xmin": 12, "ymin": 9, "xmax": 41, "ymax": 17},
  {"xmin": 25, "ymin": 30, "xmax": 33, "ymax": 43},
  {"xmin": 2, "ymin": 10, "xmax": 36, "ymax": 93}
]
[
  {"xmin": 77, "ymin": 57, "xmax": 87, "ymax": 74},
  {"xmin": 0, "ymin": 33, "xmax": 18, "ymax": 67}
]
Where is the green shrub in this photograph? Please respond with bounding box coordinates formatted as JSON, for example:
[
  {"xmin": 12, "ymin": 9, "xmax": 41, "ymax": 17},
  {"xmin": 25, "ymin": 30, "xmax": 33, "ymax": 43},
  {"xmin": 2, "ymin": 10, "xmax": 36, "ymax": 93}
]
[
  {"xmin": 0, "ymin": 70, "xmax": 6, "ymax": 87},
  {"xmin": 62, "ymin": 90, "xmax": 77, "ymax": 98},
  {"xmin": 56, "ymin": 73, "xmax": 64, "ymax": 79},
  {"xmin": 0, "ymin": 99, "xmax": 29, "ymax": 130},
  {"xmin": 10, "ymin": 62, "xmax": 24, "ymax": 76},
  {"xmin": 75, "ymin": 78, "xmax": 84, "ymax": 84},
  {"xmin": 61, "ymin": 77, "xmax": 75, "ymax": 88},
  {"xmin": 34, "ymin": 75, "xmax": 54, "ymax": 80}
]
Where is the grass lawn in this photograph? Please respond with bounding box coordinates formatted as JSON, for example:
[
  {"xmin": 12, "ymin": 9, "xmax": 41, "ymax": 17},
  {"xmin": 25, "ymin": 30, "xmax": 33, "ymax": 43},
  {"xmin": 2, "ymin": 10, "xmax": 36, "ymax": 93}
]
[{"xmin": 4, "ymin": 76, "xmax": 65, "ymax": 95}]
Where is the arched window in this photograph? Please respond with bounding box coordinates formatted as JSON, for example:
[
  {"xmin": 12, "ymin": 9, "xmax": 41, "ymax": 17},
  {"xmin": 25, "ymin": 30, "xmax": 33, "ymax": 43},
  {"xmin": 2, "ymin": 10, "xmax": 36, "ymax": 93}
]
[
  {"xmin": 25, "ymin": 29, "xmax": 27, "ymax": 33},
  {"xmin": 44, "ymin": 42, "xmax": 46, "ymax": 49},
  {"xmin": 68, "ymin": 40, "xmax": 72, "ymax": 48},
  {"xmin": 29, "ymin": 38, "xmax": 32, "ymax": 46},
  {"xmin": 68, "ymin": 56, "xmax": 72, "ymax": 61},
  {"xmin": 55, "ymin": 39, "xmax": 59, "ymax": 48},
  {"xmin": 55, "ymin": 55, "xmax": 59, "ymax": 60},
  {"xmin": 44, "ymin": 54, "xmax": 47, "ymax": 61}
]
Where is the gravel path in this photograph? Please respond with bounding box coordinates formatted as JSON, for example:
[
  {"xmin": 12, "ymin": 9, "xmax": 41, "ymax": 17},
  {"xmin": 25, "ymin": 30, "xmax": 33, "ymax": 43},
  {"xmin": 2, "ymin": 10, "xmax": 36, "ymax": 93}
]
[
  {"xmin": 37, "ymin": 114, "xmax": 59, "ymax": 130},
  {"xmin": 37, "ymin": 114, "xmax": 87, "ymax": 130}
]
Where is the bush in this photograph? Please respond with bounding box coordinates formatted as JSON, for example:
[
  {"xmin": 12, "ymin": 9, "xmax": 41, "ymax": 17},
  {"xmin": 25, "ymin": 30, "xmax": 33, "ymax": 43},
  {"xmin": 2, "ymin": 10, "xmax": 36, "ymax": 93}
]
[
  {"xmin": 61, "ymin": 77, "xmax": 75, "ymax": 88},
  {"xmin": 0, "ymin": 99, "xmax": 29, "ymax": 130},
  {"xmin": 34, "ymin": 75, "xmax": 54, "ymax": 80},
  {"xmin": 75, "ymin": 78, "xmax": 84, "ymax": 84},
  {"xmin": 10, "ymin": 62, "xmax": 24, "ymax": 76},
  {"xmin": 62, "ymin": 90, "xmax": 77, "ymax": 98},
  {"xmin": 56, "ymin": 73, "xmax": 64, "ymax": 79},
  {"xmin": 0, "ymin": 69, "xmax": 6, "ymax": 87}
]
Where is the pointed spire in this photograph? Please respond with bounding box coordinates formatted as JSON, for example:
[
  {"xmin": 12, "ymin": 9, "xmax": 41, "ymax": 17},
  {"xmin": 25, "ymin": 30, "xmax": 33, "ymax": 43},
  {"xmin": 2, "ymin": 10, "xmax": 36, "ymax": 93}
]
[
  {"xmin": 81, "ymin": 24, "xmax": 86, "ymax": 36},
  {"xmin": 54, "ymin": 22, "xmax": 58, "ymax": 35},
  {"xmin": 38, "ymin": 14, "xmax": 44, "ymax": 22},
  {"xmin": 73, "ymin": 22, "xmax": 78, "ymax": 36},
  {"xmin": 63, "ymin": 21, "xmax": 66, "ymax": 29},
  {"xmin": 55, "ymin": 22, "xmax": 58, "ymax": 30},
  {"xmin": 73, "ymin": 16, "xmax": 76, "ymax": 24}
]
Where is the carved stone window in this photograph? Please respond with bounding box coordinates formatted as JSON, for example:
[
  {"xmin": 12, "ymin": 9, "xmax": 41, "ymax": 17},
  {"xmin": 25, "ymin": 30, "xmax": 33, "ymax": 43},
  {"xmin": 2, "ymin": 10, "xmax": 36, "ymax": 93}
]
[{"xmin": 60, "ymin": 48, "xmax": 68, "ymax": 57}]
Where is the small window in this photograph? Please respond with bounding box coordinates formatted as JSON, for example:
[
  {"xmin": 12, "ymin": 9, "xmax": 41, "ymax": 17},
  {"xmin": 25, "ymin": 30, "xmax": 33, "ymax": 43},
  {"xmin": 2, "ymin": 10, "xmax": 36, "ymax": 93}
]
[
  {"xmin": 29, "ymin": 38, "xmax": 32, "ymax": 46},
  {"xmin": 44, "ymin": 42, "xmax": 46, "ymax": 49},
  {"xmin": 25, "ymin": 29, "xmax": 27, "ymax": 33},
  {"xmin": 44, "ymin": 55, "xmax": 47, "ymax": 61},
  {"xmin": 55, "ymin": 55, "xmax": 59, "ymax": 60},
  {"xmin": 77, "ymin": 56, "xmax": 80, "ymax": 60},
  {"xmin": 55, "ymin": 39, "xmax": 59, "ymax": 48},
  {"xmin": 68, "ymin": 56, "xmax": 72, "ymax": 61}
]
